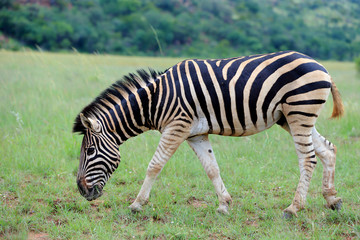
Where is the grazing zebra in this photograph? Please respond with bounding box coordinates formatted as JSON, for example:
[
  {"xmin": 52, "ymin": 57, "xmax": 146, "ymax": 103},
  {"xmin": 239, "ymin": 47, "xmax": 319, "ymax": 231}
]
[{"xmin": 73, "ymin": 51, "xmax": 344, "ymax": 218}]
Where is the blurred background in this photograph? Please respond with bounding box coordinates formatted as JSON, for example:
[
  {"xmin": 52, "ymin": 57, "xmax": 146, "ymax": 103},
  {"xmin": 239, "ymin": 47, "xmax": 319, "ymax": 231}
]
[{"xmin": 1, "ymin": 0, "xmax": 360, "ymax": 60}]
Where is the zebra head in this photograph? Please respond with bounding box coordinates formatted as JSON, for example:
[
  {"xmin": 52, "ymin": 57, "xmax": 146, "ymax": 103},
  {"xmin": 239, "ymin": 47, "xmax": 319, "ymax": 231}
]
[{"xmin": 75, "ymin": 113, "xmax": 121, "ymax": 201}]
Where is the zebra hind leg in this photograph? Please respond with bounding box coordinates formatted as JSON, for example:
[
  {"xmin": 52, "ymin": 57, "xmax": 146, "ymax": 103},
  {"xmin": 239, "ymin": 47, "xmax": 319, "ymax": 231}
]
[
  {"xmin": 277, "ymin": 116, "xmax": 342, "ymax": 218},
  {"xmin": 312, "ymin": 127, "xmax": 342, "ymax": 211},
  {"xmin": 187, "ymin": 135, "xmax": 232, "ymax": 214},
  {"xmin": 280, "ymin": 110, "xmax": 320, "ymax": 219}
]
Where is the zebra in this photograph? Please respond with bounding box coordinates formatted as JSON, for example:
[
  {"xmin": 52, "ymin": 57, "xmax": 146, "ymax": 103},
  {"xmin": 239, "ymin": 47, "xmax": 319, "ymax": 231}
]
[{"xmin": 73, "ymin": 51, "xmax": 344, "ymax": 218}]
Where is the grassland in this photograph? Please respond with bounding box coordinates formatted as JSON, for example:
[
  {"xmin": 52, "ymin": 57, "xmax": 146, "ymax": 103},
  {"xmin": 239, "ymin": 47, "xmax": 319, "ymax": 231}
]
[{"xmin": 0, "ymin": 50, "xmax": 359, "ymax": 239}]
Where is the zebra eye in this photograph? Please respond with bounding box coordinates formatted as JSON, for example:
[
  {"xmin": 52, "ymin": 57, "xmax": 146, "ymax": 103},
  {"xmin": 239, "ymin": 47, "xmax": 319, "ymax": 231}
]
[{"xmin": 87, "ymin": 147, "xmax": 95, "ymax": 155}]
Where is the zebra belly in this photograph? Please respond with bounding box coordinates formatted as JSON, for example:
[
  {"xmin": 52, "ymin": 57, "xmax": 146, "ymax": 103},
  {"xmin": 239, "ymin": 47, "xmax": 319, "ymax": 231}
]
[
  {"xmin": 189, "ymin": 111, "xmax": 280, "ymax": 137},
  {"xmin": 221, "ymin": 119, "xmax": 278, "ymax": 137}
]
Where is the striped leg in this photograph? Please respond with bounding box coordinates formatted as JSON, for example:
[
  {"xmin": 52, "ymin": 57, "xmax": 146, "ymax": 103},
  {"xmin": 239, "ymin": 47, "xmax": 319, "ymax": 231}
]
[
  {"xmin": 312, "ymin": 127, "xmax": 342, "ymax": 210},
  {"xmin": 278, "ymin": 119, "xmax": 342, "ymax": 217},
  {"xmin": 187, "ymin": 135, "xmax": 232, "ymax": 214},
  {"xmin": 280, "ymin": 104, "xmax": 321, "ymax": 218},
  {"xmin": 129, "ymin": 121, "xmax": 190, "ymax": 212},
  {"xmin": 283, "ymin": 125, "xmax": 317, "ymax": 218}
]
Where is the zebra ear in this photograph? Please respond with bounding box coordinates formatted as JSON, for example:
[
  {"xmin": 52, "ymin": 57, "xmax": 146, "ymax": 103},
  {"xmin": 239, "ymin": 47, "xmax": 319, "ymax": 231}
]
[{"xmin": 80, "ymin": 113, "xmax": 101, "ymax": 133}]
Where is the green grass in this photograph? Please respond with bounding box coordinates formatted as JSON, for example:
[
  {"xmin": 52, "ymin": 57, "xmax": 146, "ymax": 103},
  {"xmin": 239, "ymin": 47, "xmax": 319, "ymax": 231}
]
[{"xmin": 0, "ymin": 50, "xmax": 359, "ymax": 239}]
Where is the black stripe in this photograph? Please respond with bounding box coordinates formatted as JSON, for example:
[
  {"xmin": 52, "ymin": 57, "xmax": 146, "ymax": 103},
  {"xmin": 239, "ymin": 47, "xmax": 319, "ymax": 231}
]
[
  {"xmin": 128, "ymin": 94, "xmax": 143, "ymax": 127},
  {"xmin": 154, "ymin": 75, "xmax": 167, "ymax": 127},
  {"xmin": 161, "ymin": 72, "xmax": 173, "ymax": 120},
  {"xmin": 150, "ymin": 78, "xmax": 160, "ymax": 128},
  {"xmin": 107, "ymin": 107, "xmax": 119, "ymax": 131},
  {"xmin": 220, "ymin": 83, "xmax": 235, "ymax": 134},
  {"xmin": 287, "ymin": 99, "xmax": 326, "ymax": 105},
  {"xmin": 301, "ymin": 124, "xmax": 314, "ymax": 128},
  {"xmin": 294, "ymin": 133, "xmax": 311, "ymax": 137},
  {"xmin": 164, "ymin": 71, "xmax": 176, "ymax": 120},
  {"xmin": 299, "ymin": 149, "xmax": 315, "ymax": 154},
  {"xmin": 223, "ymin": 87, "xmax": 235, "ymax": 134},
  {"xmin": 137, "ymin": 87, "xmax": 150, "ymax": 128},
  {"xmin": 295, "ymin": 142, "xmax": 312, "ymax": 146},
  {"xmin": 179, "ymin": 62, "xmax": 198, "ymax": 119},
  {"xmin": 287, "ymin": 111, "xmax": 318, "ymax": 117}
]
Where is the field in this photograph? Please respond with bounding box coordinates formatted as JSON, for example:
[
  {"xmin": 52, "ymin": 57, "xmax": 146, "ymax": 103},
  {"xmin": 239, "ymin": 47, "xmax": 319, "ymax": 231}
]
[{"xmin": 0, "ymin": 50, "xmax": 359, "ymax": 239}]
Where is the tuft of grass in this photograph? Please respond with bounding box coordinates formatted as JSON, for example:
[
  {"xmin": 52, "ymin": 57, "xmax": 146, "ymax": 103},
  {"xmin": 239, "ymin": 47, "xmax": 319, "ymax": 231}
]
[{"xmin": 0, "ymin": 50, "xmax": 359, "ymax": 239}]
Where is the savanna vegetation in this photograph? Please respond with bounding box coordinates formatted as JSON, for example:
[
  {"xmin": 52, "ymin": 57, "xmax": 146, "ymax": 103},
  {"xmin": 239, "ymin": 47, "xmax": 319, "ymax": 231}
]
[
  {"xmin": 0, "ymin": 50, "xmax": 359, "ymax": 239},
  {"xmin": 1, "ymin": 0, "xmax": 360, "ymax": 60}
]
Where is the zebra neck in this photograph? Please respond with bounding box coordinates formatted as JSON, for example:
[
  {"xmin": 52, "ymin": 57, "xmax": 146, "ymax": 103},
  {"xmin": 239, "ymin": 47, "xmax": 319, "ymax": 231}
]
[
  {"xmin": 147, "ymin": 72, "xmax": 183, "ymax": 132},
  {"xmin": 105, "ymin": 75, "xmax": 172, "ymax": 142},
  {"xmin": 111, "ymin": 92, "xmax": 150, "ymax": 143}
]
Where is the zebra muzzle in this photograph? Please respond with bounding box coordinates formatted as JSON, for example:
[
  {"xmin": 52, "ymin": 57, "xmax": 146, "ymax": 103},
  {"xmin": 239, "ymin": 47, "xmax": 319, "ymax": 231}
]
[{"xmin": 77, "ymin": 178, "xmax": 103, "ymax": 201}]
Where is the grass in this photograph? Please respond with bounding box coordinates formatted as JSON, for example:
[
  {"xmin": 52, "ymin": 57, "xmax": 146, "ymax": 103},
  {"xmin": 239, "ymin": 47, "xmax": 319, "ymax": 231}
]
[{"xmin": 0, "ymin": 50, "xmax": 359, "ymax": 239}]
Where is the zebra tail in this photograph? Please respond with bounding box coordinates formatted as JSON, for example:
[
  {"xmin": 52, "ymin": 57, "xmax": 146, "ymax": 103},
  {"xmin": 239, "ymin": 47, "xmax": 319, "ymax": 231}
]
[{"xmin": 330, "ymin": 78, "xmax": 345, "ymax": 119}]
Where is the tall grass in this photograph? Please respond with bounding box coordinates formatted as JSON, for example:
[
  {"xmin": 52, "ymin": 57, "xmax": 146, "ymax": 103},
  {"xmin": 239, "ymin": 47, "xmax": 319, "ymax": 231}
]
[{"xmin": 0, "ymin": 50, "xmax": 359, "ymax": 239}]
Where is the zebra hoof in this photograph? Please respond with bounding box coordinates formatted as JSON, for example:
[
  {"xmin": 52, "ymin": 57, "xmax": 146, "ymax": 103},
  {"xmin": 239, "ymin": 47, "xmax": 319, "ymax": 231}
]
[
  {"xmin": 283, "ymin": 206, "xmax": 298, "ymax": 219},
  {"xmin": 129, "ymin": 202, "xmax": 143, "ymax": 212},
  {"xmin": 282, "ymin": 211, "xmax": 294, "ymax": 220},
  {"xmin": 327, "ymin": 198, "xmax": 342, "ymax": 211},
  {"xmin": 216, "ymin": 205, "xmax": 229, "ymax": 215}
]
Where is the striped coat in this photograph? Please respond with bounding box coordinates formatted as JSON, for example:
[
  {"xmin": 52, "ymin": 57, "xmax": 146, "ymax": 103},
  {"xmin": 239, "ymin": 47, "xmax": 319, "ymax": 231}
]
[{"xmin": 74, "ymin": 51, "xmax": 344, "ymax": 217}]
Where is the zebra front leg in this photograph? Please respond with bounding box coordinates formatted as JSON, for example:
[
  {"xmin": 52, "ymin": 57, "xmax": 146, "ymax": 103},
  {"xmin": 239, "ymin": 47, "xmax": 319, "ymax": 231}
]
[
  {"xmin": 187, "ymin": 135, "xmax": 232, "ymax": 214},
  {"xmin": 129, "ymin": 123, "xmax": 190, "ymax": 212},
  {"xmin": 312, "ymin": 127, "xmax": 342, "ymax": 211},
  {"xmin": 283, "ymin": 127, "xmax": 317, "ymax": 219}
]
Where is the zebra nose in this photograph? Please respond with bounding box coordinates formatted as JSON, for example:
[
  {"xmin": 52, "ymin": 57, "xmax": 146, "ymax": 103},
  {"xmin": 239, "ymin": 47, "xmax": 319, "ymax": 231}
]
[{"xmin": 77, "ymin": 177, "xmax": 89, "ymax": 196}]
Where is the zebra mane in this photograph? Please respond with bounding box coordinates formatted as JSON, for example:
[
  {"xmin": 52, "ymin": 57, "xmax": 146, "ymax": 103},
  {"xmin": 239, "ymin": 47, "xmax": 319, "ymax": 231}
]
[{"xmin": 73, "ymin": 68, "xmax": 164, "ymax": 134}]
